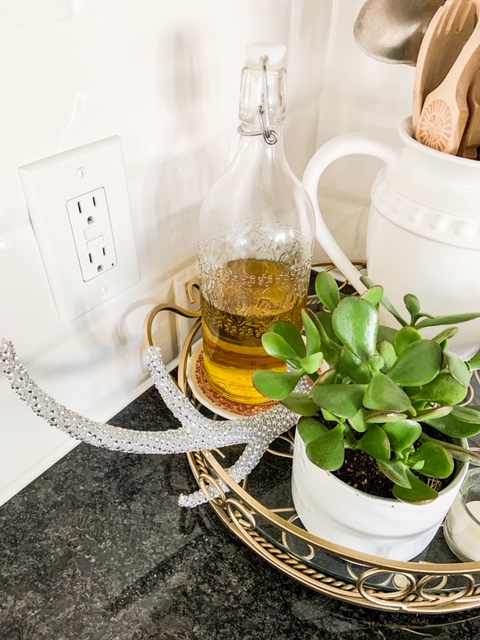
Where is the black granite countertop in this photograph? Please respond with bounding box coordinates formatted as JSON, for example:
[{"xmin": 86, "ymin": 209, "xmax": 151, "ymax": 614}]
[{"xmin": 2, "ymin": 384, "xmax": 480, "ymax": 640}]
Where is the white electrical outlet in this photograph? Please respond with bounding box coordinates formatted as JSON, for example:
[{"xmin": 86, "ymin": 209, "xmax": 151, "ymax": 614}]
[
  {"xmin": 66, "ymin": 187, "xmax": 117, "ymax": 281},
  {"xmin": 19, "ymin": 136, "xmax": 139, "ymax": 323}
]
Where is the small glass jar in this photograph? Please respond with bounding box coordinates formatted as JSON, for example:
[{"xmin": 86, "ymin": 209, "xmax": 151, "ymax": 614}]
[{"xmin": 444, "ymin": 467, "xmax": 480, "ymax": 562}]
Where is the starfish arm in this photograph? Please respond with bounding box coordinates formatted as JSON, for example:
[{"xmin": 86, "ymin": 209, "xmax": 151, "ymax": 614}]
[
  {"xmin": 178, "ymin": 435, "xmax": 282, "ymax": 507},
  {"xmin": 1, "ymin": 340, "xmax": 296, "ymax": 456}
]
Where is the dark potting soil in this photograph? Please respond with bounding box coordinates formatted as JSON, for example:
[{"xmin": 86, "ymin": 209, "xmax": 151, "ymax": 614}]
[
  {"xmin": 331, "ymin": 436, "xmax": 452, "ymax": 500},
  {"xmin": 332, "ymin": 448, "xmax": 395, "ymax": 499}
]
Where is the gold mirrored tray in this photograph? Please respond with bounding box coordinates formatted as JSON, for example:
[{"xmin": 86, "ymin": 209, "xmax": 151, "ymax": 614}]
[{"xmin": 145, "ymin": 262, "xmax": 480, "ymax": 613}]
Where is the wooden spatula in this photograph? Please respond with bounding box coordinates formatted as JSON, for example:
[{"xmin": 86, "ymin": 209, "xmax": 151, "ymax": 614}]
[
  {"xmin": 413, "ymin": 0, "xmax": 476, "ymax": 132},
  {"xmin": 458, "ymin": 68, "xmax": 480, "ymax": 157},
  {"xmin": 416, "ymin": 16, "xmax": 480, "ymax": 155}
]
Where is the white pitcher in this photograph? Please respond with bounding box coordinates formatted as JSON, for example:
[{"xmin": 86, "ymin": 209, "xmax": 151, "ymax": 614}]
[{"xmin": 303, "ymin": 117, "xmax": 480, "ymax": 358}]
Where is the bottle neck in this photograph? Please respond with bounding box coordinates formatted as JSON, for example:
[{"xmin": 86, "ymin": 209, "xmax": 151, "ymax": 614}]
[
  {"xmin": 238, "ymin": 118, "xmax": 284, "ymax": 147},
  {"xmin": 233, "ymin": 122, "xmax": 288, "ymax": 171},
  {"xmin": 238, "ymin": 62, "xmax": 286, "ymax": 140}
]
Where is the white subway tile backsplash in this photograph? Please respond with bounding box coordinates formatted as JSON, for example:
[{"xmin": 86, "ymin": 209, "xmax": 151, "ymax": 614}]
[
  {"xmin": 70, "ymin": 0, "xmax": 156, "ymax": 18},
  {"xmin": 316, "ymin": 0, "xmax": 415, "ymax": 140},
  {"xmin": 0, "ymin": 225, "xmax": 60, "ymax": 358},
  {"xmin": 286, "ymin": 0, "xmax": 332, "ymax": 105},
  {"xmin": 128, "ymin": 149, "xmax": 215, "ymax": 280},
  {"xmin": 0, "ymin": 0, "xmax": 71, "ymax": 25}
]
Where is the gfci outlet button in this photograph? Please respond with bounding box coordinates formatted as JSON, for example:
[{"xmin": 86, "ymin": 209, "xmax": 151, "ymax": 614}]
[{"xmin": 84, "ymin": 224, "xmax": 102, "ymax": 241}]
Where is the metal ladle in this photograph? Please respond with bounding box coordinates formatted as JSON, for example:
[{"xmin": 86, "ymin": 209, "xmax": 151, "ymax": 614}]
[{"xmin": 354, "ymin": 0, "xmax": 447, "ymax": 65}]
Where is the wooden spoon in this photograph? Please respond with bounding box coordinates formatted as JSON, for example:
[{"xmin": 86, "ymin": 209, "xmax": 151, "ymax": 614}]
[
  {"xmin": 458, "ymin": 68, "xmax": 480, "ymax": 157},
  {"xmin": 413, "ymin": 0, "xmax": 476, "ymax": 131},
  {"xmin": 416, "ymin": 17, "xmax": 480, "ymax": 155}
]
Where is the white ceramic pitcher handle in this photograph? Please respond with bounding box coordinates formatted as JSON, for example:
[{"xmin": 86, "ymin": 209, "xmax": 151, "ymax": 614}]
[{"xmin": 302, "ymin": 134, "xmax": 398, "ymax": 292}]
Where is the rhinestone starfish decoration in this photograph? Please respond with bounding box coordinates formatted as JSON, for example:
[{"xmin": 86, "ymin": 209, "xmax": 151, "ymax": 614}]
[{"xmin": 1, "ymin": 340, "xmax": 299, "ymax": 507}]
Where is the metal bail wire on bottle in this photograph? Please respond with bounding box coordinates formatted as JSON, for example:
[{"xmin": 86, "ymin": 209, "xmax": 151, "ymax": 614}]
[
  {"xmin": 258, "ymin": 56, "xmax": 278, "ymax": 145},
  {"xmin": 238, "ymin": 55, "xmax": 278, "ymax": 145}
]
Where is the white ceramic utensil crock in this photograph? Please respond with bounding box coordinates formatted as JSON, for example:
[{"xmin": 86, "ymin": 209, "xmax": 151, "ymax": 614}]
[{"xmin": 302, "ymin": 117, "xmax": 480, "ymax": 359}]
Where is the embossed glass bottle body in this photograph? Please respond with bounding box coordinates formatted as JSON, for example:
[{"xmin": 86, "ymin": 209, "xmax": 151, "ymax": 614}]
[{"xmin": 198, "ymin": 44, "xmax": 315, "ymax": 405}]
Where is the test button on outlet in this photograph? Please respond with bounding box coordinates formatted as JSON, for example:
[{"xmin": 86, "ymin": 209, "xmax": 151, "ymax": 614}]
[{"xmin": 84, "ymin": 224, "xmax": 102, "ymax": 241}]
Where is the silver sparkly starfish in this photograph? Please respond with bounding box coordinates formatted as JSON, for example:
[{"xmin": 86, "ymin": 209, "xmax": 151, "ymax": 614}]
[{"xmin": 1, "ymin": 340, "xmax": 298, "ymax": 507}]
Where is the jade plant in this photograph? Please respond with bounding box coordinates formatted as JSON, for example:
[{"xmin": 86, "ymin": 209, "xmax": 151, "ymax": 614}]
[{"xmin": 253, "ymin": 271, "xmax": 480, "ymax": 503}]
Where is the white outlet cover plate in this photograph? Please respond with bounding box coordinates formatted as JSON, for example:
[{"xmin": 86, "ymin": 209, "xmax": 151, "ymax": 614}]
[{"xmin": 19, "ymin": 136, "xmax": 139, "ymax": 323}]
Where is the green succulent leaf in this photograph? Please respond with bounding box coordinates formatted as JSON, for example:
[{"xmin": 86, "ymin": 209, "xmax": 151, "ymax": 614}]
[
  {"xmin": 382, "ymin": 419, "xmax": 422, "ymax": 453},
  {"xmin": 252, "ymin": 369, "xmax": 303, "ymax": 401},
  {"xmin": 377, "ymin": 325, "xmax": 397, "ymax": 344},
  {"xmin": 376, "ymin": 460, "xmax": 411, "ymax": 489},
  {"xmin": 451, "ymin": 405, "xmax": 480, "ymax": 423},
  {"xmin": 302, "ymin": 309, "xmax": 321, "ymax": 357},
  {"xmin": 313, "ymin": 311, "xmax": 336, "ymax": 341},
  {"xmin": 348, "ymin": 407, "xmax": 368, "ymax": 433},
  {"xmin": 318, "ymin": 368, "xmax": 337, "ymax": 384},
  {"xmin": 408, "ymin": 442, "xmax": 454, "ymax": 479},
  {"xmin": 308, "ymin": 311, "xmax": 341, "ymax": 367},
  {"xmin": 444, "ymin": 350, "xmax": 472, "ymax": 387},
  {"xmin": 439, "ymin": 442, "xmax": 480, "ymax": 466},
  {"xmin": 415, "ymin": 405, "xmax": 453, "ymax": 421},
  {"xmin": 368, "ymin": 354, "xmax": 385, "ymax": 372},
  {"xmin": 315, "ymin": 270, "xmax": 340, "ymax": 313},
  {"xmin": 387, "ymin": 340, "xmax": 442, "ymax": 386},
  {"xmin": 363, "ymin": 372, "xmax": 412, "ymax": 412},
  {"xmin": 393, "ymin": 326, "xmax": 422, "ymax": 356},
  {"xmin": 412, "ymin": 372, "xmax": 467, "ymax": 405},
  {"xmin": 268, "ymin": 321, "xmax": 306, "ymax": 356},
  {"xmin": 321, "ymin": 408, "xmax": 341, "ymax": 423},
  {"xmin": 297, "ymin": 416, "xmax": 329, "ymax": 444},
  {"xmin": 409, "ymin": 460, "xmax": 425, "ymax": 471},
  {"xmin": 425, "ymin": 405, "xmax": 480, "ymax": 438},
  {"xmin": 281, "ymin": 393, "xmax": 319, "ymax": 416},
  {"xmin": 358, "ymin": 425, "xmax": 390, "ymax": 461},
  {"xmin": 361, "ymin": 285, "xmax": 384, "ymax": 307},
  {"xmin": 311, "ymin": 383, "xmax": 367, "ymax": 418},
  {"xmin": 300, "ymin": 352, "xmax": 324, "ymax": 375},
  {"xmin": 404, "ymin": 293, "xmax": 421, "ymax": 322},
  {"xmin": 306, "ymin": 423, "xmax": 345, "ymax": 471},
  {"xmin": 364, "ymin": 412, "xmax": 408, "ymax": 423},
  {"xmin": 377, "ymin": 340, "xmax": 397, "ymax": 370},
  {"xmin": 332, "ymin": 297, "xmax": 379, "ymax": 359},
  {"xmin": 360, "ymin": 276, "xmax": 408, "ymax": 327},
  {"xmin": 468, "ymin": 348, "xmax": 480, "ymax": 371},
  {"xmin": 415, "ymin": 312, "xmax": 480, "ymax": 329},
  {"xmin": 261, "ymin": 332, "xmax": 301, "ymax": 364},
  {"xmin": 392, "ymin": 469, "xmax": 438, "ymax": 503},
  {"xmin": 338, "ymin": 346, "xmax": 372, "ymax": 384},
  {"xmin": 432, "ymin": 327, "xmax": 458, "ymax": 345}
]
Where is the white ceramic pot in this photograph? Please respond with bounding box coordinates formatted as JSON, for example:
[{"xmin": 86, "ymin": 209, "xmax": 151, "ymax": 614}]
[
  {"xmin": 302, "ymin": 117, "xmax": 480, "ymax": 359},
  {"xmin": 291, "ymin": 429, "xmax": 468, "ymax": 561}
]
